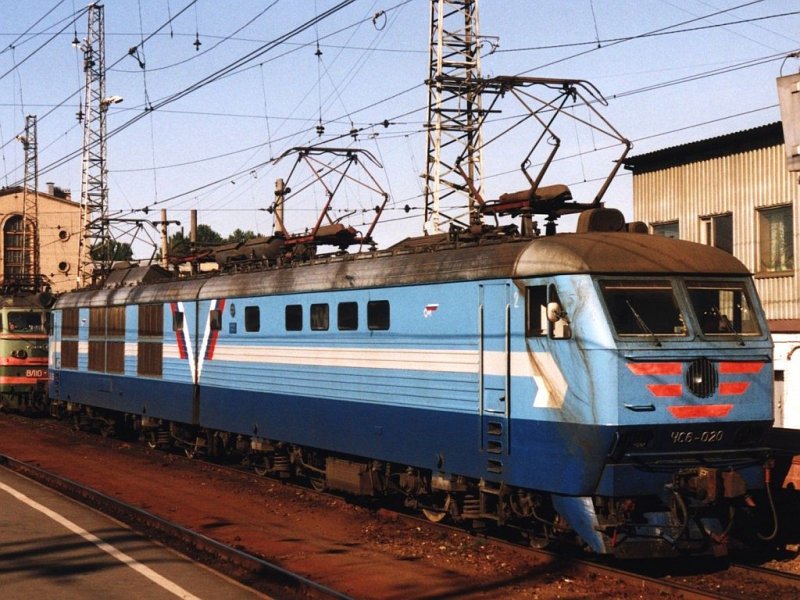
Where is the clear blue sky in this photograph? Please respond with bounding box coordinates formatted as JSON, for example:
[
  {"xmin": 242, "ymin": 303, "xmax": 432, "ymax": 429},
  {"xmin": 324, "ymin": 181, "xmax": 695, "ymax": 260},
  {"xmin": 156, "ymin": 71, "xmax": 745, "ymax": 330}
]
[{"xmin": 1, "ymin": 0, "xmax": 798, "ymax": 256}]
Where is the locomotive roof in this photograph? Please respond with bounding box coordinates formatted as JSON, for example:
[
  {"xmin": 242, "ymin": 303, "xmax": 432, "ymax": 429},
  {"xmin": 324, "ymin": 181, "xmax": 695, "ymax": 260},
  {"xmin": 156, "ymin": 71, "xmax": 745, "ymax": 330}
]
[
  {"xmin": 516, "ymin": 232, "xmax": 749, "ymax": 277},
  {"xmin": 55, "ymin": 232, "xmax": 749, "ymax": 307}
]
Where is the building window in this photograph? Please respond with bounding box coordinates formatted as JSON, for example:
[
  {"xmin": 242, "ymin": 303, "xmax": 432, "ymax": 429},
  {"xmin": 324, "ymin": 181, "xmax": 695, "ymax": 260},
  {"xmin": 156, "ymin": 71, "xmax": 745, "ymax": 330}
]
[
  {"xmin": 758, "ymin": 205, "xmax": 794, "ymax": 273},
  {"xmin": 700, "ymin": 213, "xmax": 732, "ymax": 254},
  {"xmin": 3, "ymin": 215, "xmax": 27, "ymax": 279},
  {"xmin": 651, "ymin": 221, "xmax": 678, "ymax": 239}
]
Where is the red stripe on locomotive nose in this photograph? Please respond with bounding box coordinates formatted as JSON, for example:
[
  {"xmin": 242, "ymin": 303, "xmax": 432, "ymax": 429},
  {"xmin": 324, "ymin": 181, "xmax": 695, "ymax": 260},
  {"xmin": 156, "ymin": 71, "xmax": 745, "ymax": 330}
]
[
  {"xmin": 647, "ymin": 383, "xmax": 683, "ymax": 397},
  {"xmin": 627, "ymin": 362, "xmax": 682, "ymax": 376},
  {"xmin": 719, "ymin": 362, "xmax": 764, "ymax": 374},
  {"xmin": 719, "ymin": 382, "xmax": 750, "ymax": 395},
  {"xmin": 668, "ymin": 404, "xmax": 733, "ymax": 418}
]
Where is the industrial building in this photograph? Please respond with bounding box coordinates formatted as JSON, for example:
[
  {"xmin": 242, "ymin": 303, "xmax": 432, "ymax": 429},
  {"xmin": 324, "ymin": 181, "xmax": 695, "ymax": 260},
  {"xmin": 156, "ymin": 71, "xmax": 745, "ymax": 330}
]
[{"xmin": 0, "ymin": 183, "xmax": 81, "ymax": 293}]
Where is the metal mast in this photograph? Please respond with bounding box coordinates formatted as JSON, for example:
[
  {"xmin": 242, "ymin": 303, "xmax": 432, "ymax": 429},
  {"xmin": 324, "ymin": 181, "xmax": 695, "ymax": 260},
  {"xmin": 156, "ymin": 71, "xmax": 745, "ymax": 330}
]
[
  {"xmin": 77, "ymin": 3, "xmax": 113, "ymax": 287},
  {"xmin": 19, "ymin": 114, "xmax": 40, "ymax": 287},
  {"xmin": 423, "ymin": 0, "xmax": 484, "ymax": 234}
]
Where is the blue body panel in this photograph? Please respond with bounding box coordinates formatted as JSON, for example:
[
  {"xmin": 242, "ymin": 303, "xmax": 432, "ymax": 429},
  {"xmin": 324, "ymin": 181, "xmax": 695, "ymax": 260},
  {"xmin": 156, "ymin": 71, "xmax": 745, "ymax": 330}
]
[{"xmin": 49, "ymin": 270, "xmax": 773, "ymax": 500}]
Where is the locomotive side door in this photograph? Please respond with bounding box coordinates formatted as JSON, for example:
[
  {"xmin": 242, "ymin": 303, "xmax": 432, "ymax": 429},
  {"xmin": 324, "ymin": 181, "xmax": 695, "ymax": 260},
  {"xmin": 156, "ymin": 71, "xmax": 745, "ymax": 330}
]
[{"xmin": 479, "ymin": 282, "xmax": 511, "ymax": 473}]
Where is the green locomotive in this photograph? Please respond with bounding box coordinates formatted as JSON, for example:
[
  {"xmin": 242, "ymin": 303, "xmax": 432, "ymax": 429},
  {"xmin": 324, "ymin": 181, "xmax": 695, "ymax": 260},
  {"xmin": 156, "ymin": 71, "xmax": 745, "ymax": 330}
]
[{"xmin": 0, "ymin": 288, "xmax": 53, "ymax": 412}]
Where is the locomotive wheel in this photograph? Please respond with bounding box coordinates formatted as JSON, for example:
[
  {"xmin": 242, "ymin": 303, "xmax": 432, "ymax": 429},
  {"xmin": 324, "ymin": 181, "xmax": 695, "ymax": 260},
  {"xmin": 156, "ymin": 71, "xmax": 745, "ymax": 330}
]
[
  {"xmin": 526, "ymin": 527, "xmax": 552, "ymax": 549},
  {"xmin": 144, "ymin": 430, "xmax": 160, "ymax": 449},
  {"xmin": 253, "ymin": 455, "xmax": 272, "ymax": 477},
  {"xmin": 308, "ymin": 474, "xmax": 326, "ymax": 491},
  {"xmin": 422, "ymin": 492, "xmax": 452, "ymax": 523}
]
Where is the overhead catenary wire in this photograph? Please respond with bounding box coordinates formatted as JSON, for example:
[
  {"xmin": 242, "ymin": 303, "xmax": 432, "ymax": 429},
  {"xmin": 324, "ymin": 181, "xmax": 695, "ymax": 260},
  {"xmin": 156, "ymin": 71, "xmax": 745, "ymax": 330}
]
[
  {"xmin": 107, "ymin": 40, "xmax": 793, "ymax": 218},
  {"xmin": 4, "ymin": 0, "xmax": 359, "ymax": 187},
  {"xmin": 0, "ymin": 0, "xmax": 199, "ymax": 162},
  {"xmin": 1, "ymin": 0, "xmax": 793, "ymax": 248}
]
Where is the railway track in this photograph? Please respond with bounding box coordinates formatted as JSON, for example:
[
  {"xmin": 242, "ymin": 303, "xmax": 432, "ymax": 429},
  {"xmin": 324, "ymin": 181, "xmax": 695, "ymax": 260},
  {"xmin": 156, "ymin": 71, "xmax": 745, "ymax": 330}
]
[
  {"xmin": 0, "ymin": 452, "xmax": 351, "ymax": 600},
  {"xmin": 3, "ymin": 412, "xmax": 800, "ymax": 599}
]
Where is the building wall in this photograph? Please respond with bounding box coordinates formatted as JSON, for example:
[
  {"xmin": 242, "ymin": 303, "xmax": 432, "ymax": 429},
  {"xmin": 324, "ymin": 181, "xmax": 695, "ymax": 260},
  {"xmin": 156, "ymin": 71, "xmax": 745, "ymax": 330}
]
[
  {"xmin": 632, "ymin": 142, "xmax": 799, "ymax": 321},
  {"xmin": 0, "ymin": 188, "xmax": 81, "ymax": 293}
]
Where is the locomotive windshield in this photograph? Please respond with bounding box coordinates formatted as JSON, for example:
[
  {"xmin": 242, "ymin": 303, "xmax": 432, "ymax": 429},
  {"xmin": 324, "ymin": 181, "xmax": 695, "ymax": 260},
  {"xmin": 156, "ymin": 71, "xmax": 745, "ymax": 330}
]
[
  {"xmin": 685, "ymin": 280, "xmax": 760, "ymax": 336},
  {"xmin": 600, "ymin": 280, "xmax": 687, "ymax": 337},
  {"xmin": 3, "ymin": 311, "xmax": 50, "ymax": 333},
  {"xmin": 599, "ymin": 278, "xmax": 761, "ymax": 340}
]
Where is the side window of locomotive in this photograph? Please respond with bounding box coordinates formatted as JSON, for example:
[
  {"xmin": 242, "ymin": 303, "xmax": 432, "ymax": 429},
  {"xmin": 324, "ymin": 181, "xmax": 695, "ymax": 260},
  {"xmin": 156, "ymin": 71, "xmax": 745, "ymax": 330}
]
[
  {"xmin": 367, "ymin": 300, "xmax": 390, "ymax": 331},
  {"xmin": 310, "ymin": 303, "xmax": 329, "ymax": 331},
  {"xmin": 138, "ymin": 304, "xmax": 163, "ymax": 377},
  {"xmin": 209, "ymin": 309, "xmax": 222, "ymax": 331},
  {"xmin": 244, "ymin": 306, "xmax": 260, "ymax": 332},
  {"xmin": 525, "ymin": 285, "xmax": 547, "ymax": 337},
  {"xmin": 285, "ymin": 304, "xmax": 303, "ymax": 331},
  {"xmin": 548, "ymin": 286, "xmax": 571, "ymax": 340},
  {"xmin": 60, "ymin": 308, "xmax": 80, "ymax": 369},
  {"xmin": 172, "ymin": 310, "xmax": 184, "ymax": 331},
  {"xmin": 338, "ymin": 302, "xmax": 358, "ymax": 331}
]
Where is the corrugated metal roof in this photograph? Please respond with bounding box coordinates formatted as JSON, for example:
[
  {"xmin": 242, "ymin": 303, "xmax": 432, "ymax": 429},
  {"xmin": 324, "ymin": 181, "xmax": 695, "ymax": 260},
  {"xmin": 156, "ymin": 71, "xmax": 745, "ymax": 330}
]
[{"xmin": 624, "ymin": 122, "xmax": 784, "ymax": 174}]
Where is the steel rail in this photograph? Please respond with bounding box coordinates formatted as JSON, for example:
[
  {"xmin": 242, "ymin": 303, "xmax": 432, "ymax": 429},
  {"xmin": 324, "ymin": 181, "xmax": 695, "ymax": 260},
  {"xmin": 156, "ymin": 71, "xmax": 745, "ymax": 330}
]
[{"xmin": 730, "ymin": 562, "xmax": 800, "ymax": 589}]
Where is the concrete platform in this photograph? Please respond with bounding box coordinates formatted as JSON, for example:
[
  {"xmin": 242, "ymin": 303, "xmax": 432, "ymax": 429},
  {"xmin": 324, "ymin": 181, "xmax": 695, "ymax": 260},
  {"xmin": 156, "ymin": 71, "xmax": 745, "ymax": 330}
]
[{"xmin": 0, "ymin": 467, "xmax": 267, "ymax": 599}]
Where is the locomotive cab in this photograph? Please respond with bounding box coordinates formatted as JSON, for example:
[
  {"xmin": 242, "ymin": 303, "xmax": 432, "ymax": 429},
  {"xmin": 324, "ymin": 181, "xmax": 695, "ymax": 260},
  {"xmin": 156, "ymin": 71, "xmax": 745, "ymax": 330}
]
[
  {"xmin": 517, "ymin": 235, "xmax": 774, "ymax": 557},
  {"xmin": 0, "ymin": 296, "xmax": 51, "ymax": 412}
]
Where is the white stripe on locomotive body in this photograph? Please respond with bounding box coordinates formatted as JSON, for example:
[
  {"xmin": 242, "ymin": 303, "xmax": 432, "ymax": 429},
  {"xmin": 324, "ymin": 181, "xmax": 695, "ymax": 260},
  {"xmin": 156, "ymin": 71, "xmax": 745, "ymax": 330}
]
[
  {"xmin": 209, "ymin": 345, "xmax": 478, "ymax": 372},
  {"xmin": 136, "ymin": 342, "xmax": 566, "ymax": 409},
  {"xmin": 65, "ymin": 329, "xmax": 567, "ymax": 410},
  {"xmin": 178, "ymin": 301, "xmax": 197, "ymax": 384}
]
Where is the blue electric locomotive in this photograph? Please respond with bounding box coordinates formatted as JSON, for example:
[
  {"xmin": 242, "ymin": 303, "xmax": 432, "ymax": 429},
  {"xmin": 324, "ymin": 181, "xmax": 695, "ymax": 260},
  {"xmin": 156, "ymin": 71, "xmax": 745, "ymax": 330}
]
[{"xmin": 47, "ymin": 208, "xmax": 776, "ymax": 558}]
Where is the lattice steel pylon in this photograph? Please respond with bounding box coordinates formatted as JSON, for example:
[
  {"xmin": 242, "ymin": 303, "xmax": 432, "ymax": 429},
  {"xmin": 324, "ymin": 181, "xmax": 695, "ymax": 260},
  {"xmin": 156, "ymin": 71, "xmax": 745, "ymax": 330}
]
[
  {"xmin": 423, "ymin": 0, "xmax": 484, "ymax": 234},
  {"xmin": 19, "ymin": 114, "xmax": 40, "ymax": 288},
  {"xmin": 77, "ymin": 3, "xmax": 116, "ymax": 287}
]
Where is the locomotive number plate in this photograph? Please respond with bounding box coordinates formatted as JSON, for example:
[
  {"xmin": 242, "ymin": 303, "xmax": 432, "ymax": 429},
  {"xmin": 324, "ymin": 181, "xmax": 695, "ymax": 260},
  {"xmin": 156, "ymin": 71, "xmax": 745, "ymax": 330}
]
[
  {"xmin": 670, "ymin": 430, "xmax": 724, "ymax": 444},
  {"xmin": 25, "ymin": 369, "xmax": 46, "ymax": 378}
]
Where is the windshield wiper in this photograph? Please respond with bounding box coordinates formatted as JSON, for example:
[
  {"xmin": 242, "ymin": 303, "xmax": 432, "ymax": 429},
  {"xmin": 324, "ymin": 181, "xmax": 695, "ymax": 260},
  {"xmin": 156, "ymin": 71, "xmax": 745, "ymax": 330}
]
[
  {"xmin": 711, "ymin": 306, "xmax": 745, "ymax": 346},
  {"xmin": 625, "ymin": 300, "xmax": 661, "ymax": 346}
]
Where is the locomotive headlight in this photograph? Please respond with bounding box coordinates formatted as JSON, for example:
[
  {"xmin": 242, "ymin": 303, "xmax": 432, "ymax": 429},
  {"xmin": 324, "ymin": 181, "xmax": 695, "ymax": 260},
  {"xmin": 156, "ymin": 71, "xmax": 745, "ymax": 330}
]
[
  {"xmin": 686, "ymin": 357, "xmax": 718, "ymax": 398},
  {"xmin": 17, "ymin": 349, "xmax": 27, "ymax": 359}
]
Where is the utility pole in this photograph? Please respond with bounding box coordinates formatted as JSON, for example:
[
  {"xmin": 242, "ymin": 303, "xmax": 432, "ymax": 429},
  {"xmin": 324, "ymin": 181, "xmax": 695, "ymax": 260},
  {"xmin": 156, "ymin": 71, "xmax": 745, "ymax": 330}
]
[
  {"xmin": 423, "ymin": 0, "xmax": 484, "ymax": 234},
  {"xmin": 77, "ymin": 4, "xmax": 122, "ymax": 287},
  {"xmin": 19, "ymin": 115, "xmax": 40, "ymax": 288}
]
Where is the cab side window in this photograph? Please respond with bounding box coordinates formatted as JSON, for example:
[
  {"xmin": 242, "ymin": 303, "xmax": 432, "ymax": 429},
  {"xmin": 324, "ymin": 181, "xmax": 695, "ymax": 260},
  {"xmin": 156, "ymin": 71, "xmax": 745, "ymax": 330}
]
[
  {"xmin": 526, "ymin": 284, "xmax": 570, "ymax": 340},
  {"xmin": 548, "ymin": 285, "xmax": 571, "ymax": 340}
]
